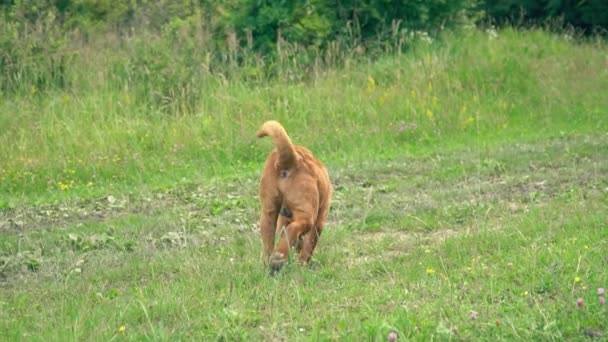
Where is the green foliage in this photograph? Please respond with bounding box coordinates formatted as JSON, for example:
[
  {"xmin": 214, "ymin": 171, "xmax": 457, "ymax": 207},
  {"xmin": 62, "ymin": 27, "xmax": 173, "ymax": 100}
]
[
  {"xmin": 483, "ymin": 0, "xmax": 608, "ymax": 32},
  {"xmin": 333, "ymin": 0, "xmax": 479, "ymax": 35},
  {"xmin": 229, "ymin": 0, "xmax": 333, "ymax": 53},
  {"xmin": 227, "ymin": 0, "xmax": 480, "ymax": 54}
]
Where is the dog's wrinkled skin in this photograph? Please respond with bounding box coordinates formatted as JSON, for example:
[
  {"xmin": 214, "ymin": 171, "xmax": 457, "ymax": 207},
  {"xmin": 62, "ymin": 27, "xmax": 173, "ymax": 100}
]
[{"xmin": 256, "ymin": 121, "xmax": 332, "ymax": 273}]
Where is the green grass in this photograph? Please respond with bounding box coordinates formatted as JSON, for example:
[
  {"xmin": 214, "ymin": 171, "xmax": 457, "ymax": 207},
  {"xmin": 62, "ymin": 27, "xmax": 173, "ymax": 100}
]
[{"xmin": 1, "ymin": 28, "xmax": 608, "ymax": 340}]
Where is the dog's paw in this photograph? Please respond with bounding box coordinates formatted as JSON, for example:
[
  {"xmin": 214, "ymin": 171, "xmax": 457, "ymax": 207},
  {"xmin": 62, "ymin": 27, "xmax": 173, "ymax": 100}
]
[{"xmin": 269, "ymin": 253, "xmax": 287, "ymax": 274}]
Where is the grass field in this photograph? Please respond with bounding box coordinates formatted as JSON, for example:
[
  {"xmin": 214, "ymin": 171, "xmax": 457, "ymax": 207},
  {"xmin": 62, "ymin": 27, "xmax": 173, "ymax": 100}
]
[{"xmin": 1, "ymin": 28, "xmax": 607, "ymax": 340}]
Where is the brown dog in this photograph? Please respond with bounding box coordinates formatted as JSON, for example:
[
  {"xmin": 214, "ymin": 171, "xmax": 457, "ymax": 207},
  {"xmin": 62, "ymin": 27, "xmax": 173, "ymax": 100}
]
[{"xmin": 256, "ymin": 120, "xmax": 332, "ymax": 272}]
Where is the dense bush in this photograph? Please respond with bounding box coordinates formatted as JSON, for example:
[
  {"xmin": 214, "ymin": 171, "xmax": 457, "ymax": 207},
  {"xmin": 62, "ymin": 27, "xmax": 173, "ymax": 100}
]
[
  {"xmin": 483, "ymin": 0, "xmax": 608, "ymax": 33},
  {"xmin": 227, "ymin": 0, "xmax": 479, "ymax": 53}
]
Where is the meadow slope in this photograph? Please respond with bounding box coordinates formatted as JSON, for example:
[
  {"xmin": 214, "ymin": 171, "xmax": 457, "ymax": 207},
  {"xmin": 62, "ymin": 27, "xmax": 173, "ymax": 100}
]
[{"xmin": 1, "ymin": 29, "xmax": 607, "ymax": 340}]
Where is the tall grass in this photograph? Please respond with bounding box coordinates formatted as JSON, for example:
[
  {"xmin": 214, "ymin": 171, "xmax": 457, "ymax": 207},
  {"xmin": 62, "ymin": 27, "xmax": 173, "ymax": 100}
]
[{"xmin": 1, "ymin": 27, "xmax": 607, "ymax": 205}]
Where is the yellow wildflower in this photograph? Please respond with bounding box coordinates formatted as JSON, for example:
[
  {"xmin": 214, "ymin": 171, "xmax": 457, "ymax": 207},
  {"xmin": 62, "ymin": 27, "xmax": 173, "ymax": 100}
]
[
  {"xmin": 367, "ymin": 76, "xmax": 376, "ymax": 92},
  {"xmin": 463, "ymin": 116, "xmax": 475, "ymax": 126}
]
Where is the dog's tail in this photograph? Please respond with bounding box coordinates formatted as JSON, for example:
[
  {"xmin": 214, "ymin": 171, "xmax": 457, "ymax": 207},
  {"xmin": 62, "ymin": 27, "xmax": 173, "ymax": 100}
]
[{"xmin": 256, "ymin": 120, "xmax": 299, "ymax": 169}]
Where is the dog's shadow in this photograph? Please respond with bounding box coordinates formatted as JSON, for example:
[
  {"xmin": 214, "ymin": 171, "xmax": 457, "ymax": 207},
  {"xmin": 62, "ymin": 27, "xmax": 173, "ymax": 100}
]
[{"xmin": 268, "ymin": 258, "xmax": 322, "ymax": 276}]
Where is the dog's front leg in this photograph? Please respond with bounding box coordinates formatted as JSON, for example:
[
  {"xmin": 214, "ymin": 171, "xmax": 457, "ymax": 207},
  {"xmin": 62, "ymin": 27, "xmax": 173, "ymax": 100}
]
[{"xmin": 270, "ymin": 218, "xmax": 313, "ymax": 272}]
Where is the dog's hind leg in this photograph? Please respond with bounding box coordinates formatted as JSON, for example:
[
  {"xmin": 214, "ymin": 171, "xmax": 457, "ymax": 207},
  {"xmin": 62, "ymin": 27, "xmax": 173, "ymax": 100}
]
[
  {"xmin": 275, "ymin": 212, "xmax": 290, "ymax": 234},
  {"xmin": 270, "ymin": 217, "xmax": 314, "ymax": 272},
  {"xmin": 298, "ymin": 225, "xmax": 322, "ymax": 264},
  {"xmin": 298, "ymin": 199, "xmax": 329, "ymax": 264},
  {"xmin": 259, "ymin": 207, "xmax": 279, "ymax": 263}
]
